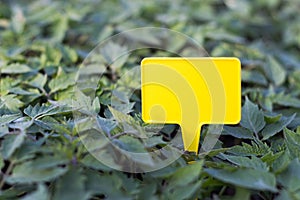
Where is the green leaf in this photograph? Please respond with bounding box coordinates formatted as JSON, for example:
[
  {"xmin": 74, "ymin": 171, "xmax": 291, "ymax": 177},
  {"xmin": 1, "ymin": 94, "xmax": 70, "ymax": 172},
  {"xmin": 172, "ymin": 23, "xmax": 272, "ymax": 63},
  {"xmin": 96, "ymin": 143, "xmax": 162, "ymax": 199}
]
[
  {"xmin": 7, "ymin": 160, "xmax": 67, "ymax": 184},
  {"xmin": 284, "ymin": 128, "xmax": 300, "ymax": 158},
  {"xmin": 232, "ymin": 187, "xmax": 251, "ymax": 200},
  {"xmin": 220, "ymin": 154, "xmax": 268, "ymax": 171},
  {"xmin": 1, "ymin": 133, "xmax": 26, "ymax": 159},
  {"xmin": 117, "ymin": 135, "xmax": 146, "ymax": 153},
  {"xmin": 10, "ymin": 5, "xmax": 26, "ymax": 34},
  {"xmin": 262, "ymin": 114, "xmax": 296, "ymax": 140},
  {"xmin": 28, "ymin": 154, "xmax": 69, "ymax": 169},
  {"xmin": 21, "ymin": 184, "xmax": 49, "ymax": 200},
  {"xmin": 80, "ymin": 154, "xmax": 111, "ymax": 171},
  {"xmin": 165, "ymin": 161, "xmax": 203, "ymax": 199},
  {"xmin": 100, "ymin": 42, "xmax": 129, "ymax": 70},
  {"xmin": 262, "ymin": 55, "xmax": 286, "ymax": 86},
  {"xmin": 0, "ymin": 1, "xmax": 299, "ymax": 198},
  {"xmin": 264, "ymin": 113, "xmax": 282, "ymax": 124},
  {"xmin": 278, "ymin": 159, "xmax": 300, "ymax": 192},
  {"xmin": 50, "ymin": 14, "xmax": 68, "ymax": 43},
  {"xmin": 242, "ymin": 70, "xmax": 268, "ymax": 86},
  {"xmin": 275, "ymin": 189, "xmax": 294, "ymax": 200},
  {"xmin": 1, "ymin": 63, "xmax": 32, "ymax": 74},
  {"xmin": 84, "ymin": 169, "xmax": 131, "ymax": 199},
  {"xmin": 49, "ymin": 70, "xmax": 77, "ymax": 93},
  {"xmin": 0, "ymin": 154, "xmax": 4, "ymax": 169},
  {"xmin": 72, "ymin": 90, "xmax": 97, "ymax": 115},
  {"xmin": 44, "ymin": 45, "xmax": 62, "ymax": 65},
  {"xmin": 272, "ymin": 150, "xmax": 291, "ymax": 174},
  {"xmin": 0, "ymin": 95, "xmax": 24, "ymax": 111},
  {"xmin": 228, "ymin": 141, "xmax": 271, "ymax": 156},
  {"xmin": 144, "ymin": 136, "xmax": 166, "ymax": 148},
  {"xmin": 137, "ymin": 182, "xmax": 157, "ymax": 200},
  {"xmin": 240, "ymin": 97, "xmax": 266, "ymax": 134},
  {"xmin": 223, "ymin": 126, "xmax": 253, "ymax": 139},
  {"xmin": 35, "ymin": 116, "xmax": 72, "ymax": 134},
  {"xmin": 53, "ymin": 167, "xmax": 88, "ymax": 200},
  {"xmin": 205, "ymin": 168, "xmax": 277, "ymax": 192},
  {"xmin": 167, "ymin": 161, "xmax": 203, "ymax": 187},
  {"xmin": 59, "ymin": 45, "xmax": 78, "ymax": 64},
  {"xmin": 92, "ymin": 97, "xmax": 100, "ymax": 113},
  {"xmin": 274, "ymin": 93, "xmax": 300, "ymax": 108},
  {"xmin": 108, "ymin": 106, "xmax": 146, "ymax": 138},
  {"xmin": 24, "ymin": 104, "xmax": 72, "ymax": 119},
  {"xmin": 96, "ymin": 116, "xmax": 117, "ymax": 135},
  {"xmin": 27, "ymin": 73, "xmax": 47, "ymax": 90},
  {"xmin": 0, "ymin": 113, "xmax": 21, "ymax": 126}
]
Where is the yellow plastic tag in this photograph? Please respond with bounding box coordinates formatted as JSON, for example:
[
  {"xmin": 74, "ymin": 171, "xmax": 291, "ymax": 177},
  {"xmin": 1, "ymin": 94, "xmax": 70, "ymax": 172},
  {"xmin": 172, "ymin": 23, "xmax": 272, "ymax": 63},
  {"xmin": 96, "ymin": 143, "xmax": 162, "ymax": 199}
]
[{"xmin": 141, "ymin": 57, "xmax": 241, "ymax": 153}]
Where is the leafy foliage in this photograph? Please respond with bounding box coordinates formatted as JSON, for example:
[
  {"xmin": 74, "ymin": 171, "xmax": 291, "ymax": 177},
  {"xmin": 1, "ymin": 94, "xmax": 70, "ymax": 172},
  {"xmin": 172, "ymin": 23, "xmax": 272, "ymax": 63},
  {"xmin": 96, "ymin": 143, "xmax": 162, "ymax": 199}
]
[{"xmin": 0, "ymin": 0, "xmax": 299, "ymax": 199}]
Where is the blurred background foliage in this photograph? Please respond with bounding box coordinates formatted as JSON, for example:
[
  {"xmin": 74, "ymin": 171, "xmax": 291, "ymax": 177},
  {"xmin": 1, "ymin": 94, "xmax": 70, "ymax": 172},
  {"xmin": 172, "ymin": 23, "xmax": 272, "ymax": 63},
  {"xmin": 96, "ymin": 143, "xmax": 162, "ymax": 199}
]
[{"xmin": 0, "ymin": 0, "xmax": 300, "ymax": 199}]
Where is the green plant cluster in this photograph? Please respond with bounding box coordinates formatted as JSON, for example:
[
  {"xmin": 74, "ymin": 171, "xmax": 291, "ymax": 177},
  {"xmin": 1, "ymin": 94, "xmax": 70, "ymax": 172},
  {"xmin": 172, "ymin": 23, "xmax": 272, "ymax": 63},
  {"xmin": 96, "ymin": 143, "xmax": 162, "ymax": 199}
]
[{"xmin": 0, "ymin": 0, "xmax": 300, "ymax": 199}]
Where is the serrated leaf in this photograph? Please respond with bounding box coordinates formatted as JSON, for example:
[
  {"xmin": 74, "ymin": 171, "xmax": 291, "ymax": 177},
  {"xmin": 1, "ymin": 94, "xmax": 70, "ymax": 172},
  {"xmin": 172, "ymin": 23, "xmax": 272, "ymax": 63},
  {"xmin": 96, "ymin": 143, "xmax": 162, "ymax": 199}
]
[
  {"xmin": 49, "ymin": 71, "xmax": 77, "ymax": 93},
  {"xmin": 262, "ymin": 114, "xmax": 296, "ymax": 140},
  {"xmin": 220, "ymin": 154, "xmax": 268, "ymax": 171},
  {"xmin": 108, "ymin": 106, "xmax": 147, "ymax": 138},
  {"xmin": 24, "ymin": 104, "xmax": 72, "ymax": 119},
  {"xmin": 240, "ymin": 97, "xmax": 266, "ymax": 134},
  {"xmin": 24, "ymin": 104, "xmax": 56, "ymax": 119},
  {"xmin": 8, "ymin": 116, "xmax": 33, "ymax": 130},
  {"xmin": 72, "ymin": 90, "xmax": 96, "ymax": 115},
  {"xmin": 228, "ymin": 141, "xmax": 271, "ymax": 156},
  {"xmin": 261, "ymin": 151, "xmax": 284, "ymax": 166},
  {"xmin": 0, "ymin": 113, "xmax": 21, "ymax": 126},
  {"xmin": 35, "ymin": 116, "xmax": 72, "ymax": 134}
]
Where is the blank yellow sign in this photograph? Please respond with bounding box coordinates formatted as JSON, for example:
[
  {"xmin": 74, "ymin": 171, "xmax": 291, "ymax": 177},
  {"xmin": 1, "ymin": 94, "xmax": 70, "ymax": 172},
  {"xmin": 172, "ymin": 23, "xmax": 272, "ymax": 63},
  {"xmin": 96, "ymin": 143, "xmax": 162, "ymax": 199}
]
[{"xmin": 141, "ymin": 57, "xmax": 241, "ymax": 153}]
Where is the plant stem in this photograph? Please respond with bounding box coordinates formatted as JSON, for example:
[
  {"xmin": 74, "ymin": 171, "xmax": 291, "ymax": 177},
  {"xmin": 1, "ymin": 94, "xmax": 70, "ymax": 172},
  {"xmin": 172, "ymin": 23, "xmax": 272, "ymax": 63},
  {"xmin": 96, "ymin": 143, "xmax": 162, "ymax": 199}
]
[
  {"xmin": 111, "ymin": 132, "xmax": 126, "ymax": 139},
  {"xmin": 0, "ymin": 161, "xmax": 14, "ymax": 189}
]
